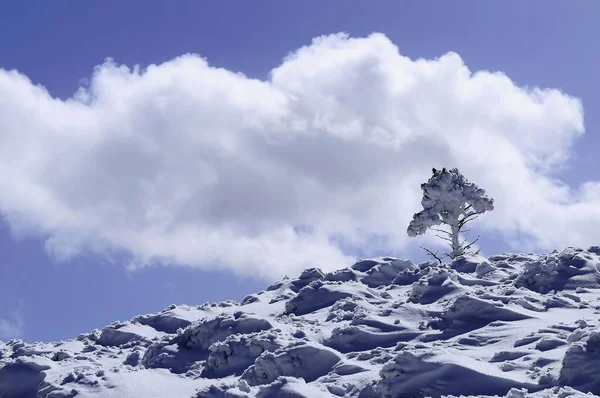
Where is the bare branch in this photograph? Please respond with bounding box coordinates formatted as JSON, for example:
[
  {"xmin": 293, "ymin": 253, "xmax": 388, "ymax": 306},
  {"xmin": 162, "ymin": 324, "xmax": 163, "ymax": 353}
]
[
  {"xmin": 435, "ymin": 234, "xmax": 453, "ymax": 243},
  {"xmin": 430, "ymin": 227, "xmax": 452, "ymax": 236},
  {"xmin": 438, "ymin": 219, "xmax": 453, "ymax": 228},
  {"xmin": 462, "ymin": 235, "xmax": 481, "ymax": 252},
  {"xmin": 460, "ymin": 213, "xmax": 479, "ymax": 224},
  {"xmin": 458, "ymin": 213, "xmax": 480, "ymax": 228},
  {"xmin": 420, "ymin": 246, "xmax": 443, "ymax": 265}
]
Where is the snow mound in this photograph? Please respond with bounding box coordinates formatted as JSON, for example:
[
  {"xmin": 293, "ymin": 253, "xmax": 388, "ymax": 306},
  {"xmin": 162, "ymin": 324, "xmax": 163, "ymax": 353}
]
[
  {"xmin": 372, "ymin": 348, "xmax": 536, "ymax": 397},
  {"xmin": 254, "ymin": 376, "xmax": 333, "ymax": 397},
  {"xmin": 515, "ymin": 248, "xmax": 600, "ymax": 293},
  {"xmin": 241, "ymin": 342, "xmax": 341, "ymax": 386},
  {"xmin": 141, "ymin": 312, "xmax": 273, "ymax": 374},
  {"xmin": 203, "ymin": 330, "xmax": 282, "ymax": 377},
  {"xmin": 133, "ymin": 306, "xmax": 197, "ymax": 333},
  {"xmin": 0, "ymin": 356, "xmax": 50, "ymax": 398},
  {"xmin": 451, "ymin": 254, "xmax": 494, "ymax": 274},
  {"xmin": 285, "ymin": 281, "xmax": 362, "ymax": 316},
  {"xmin": 97, "ymin": 322, "xmax": 166, "ymax": 347},
  {"xmin": 408, "ymin": 266, "xmax": 467, "ymax": 304},
  {"xmin": 3, "ymin": 247, "xmax": 600, "ymax": 397},
  {"xmin": 559, "ymin": 327, "xmax": 600, "ymax": 393},
  {"xmin": 359, "ymin": 258, "xmax": 418, "ymax": 288},
  {"xmin": 178, "ymin": 312, "xmax": 273, "ymax": 351}
]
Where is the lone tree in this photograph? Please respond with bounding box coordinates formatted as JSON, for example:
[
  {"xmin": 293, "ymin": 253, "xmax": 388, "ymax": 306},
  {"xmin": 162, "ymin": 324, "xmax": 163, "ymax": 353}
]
[{"xmin": 407, "ymin": 167, "xmax": 494, "ymax": 263}]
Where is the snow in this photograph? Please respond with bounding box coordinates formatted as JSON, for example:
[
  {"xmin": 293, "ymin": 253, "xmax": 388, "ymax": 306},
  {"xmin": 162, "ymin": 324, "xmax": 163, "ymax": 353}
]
[
  {"xmin": 97, "ymin": 323, "xmax": 167, "ymax": 347},
  {"xmin": 2, "ymin": 247, "xmax": 600, "ymax": 397}
]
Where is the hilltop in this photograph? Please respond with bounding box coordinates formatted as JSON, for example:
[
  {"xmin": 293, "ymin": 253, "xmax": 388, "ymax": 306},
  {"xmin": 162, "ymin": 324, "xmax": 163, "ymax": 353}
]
[{"xmin": 2, "ymin": 247, "xmax": 600, "ymax": 397}]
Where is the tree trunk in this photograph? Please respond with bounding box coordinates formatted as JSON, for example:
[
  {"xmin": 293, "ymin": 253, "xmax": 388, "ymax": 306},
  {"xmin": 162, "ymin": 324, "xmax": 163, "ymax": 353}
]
[{"xmin": 450, "ymin": 223, "xmax": 462, "ymax": 258}]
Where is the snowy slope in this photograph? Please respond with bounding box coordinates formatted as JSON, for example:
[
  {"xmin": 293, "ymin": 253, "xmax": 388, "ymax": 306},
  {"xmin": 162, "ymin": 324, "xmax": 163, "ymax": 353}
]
[{"xmin": 2, "ymin": 247, "xmax": 600, "ymax": 397}]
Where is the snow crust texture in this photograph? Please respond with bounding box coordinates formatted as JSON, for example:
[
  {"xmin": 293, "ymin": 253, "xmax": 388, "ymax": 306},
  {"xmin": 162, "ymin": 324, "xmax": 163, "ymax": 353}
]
[{"xmin": 2, "ymin": 247, "xmax": 600, "ymax": 397}]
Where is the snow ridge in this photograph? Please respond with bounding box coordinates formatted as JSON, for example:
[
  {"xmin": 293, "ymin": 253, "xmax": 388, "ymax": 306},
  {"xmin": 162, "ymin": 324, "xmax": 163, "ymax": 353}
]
[{"xmin": 2, "ymin": 247, "xmax": 600, "ymax": 397}]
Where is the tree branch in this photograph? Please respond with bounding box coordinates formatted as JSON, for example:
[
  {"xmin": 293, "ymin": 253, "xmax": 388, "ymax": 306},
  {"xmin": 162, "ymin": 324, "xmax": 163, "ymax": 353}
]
[
  {"xmin": 462, "ymin": 235, "xmax": 481, "ymax": 252},
  {"xmin": 435, "ymin": 234, "xmax": 453, "ymax": 243},
  {"xmin": 420, "ymin": 246, "xmax": 443, "ymax": 265},
  {"xmin": 431, "ymin": 227, "xmax": 452, "ymax": 236},
  {"xmin": 458, "ymin": 213, "xmax": 480, "ymax": 228}
]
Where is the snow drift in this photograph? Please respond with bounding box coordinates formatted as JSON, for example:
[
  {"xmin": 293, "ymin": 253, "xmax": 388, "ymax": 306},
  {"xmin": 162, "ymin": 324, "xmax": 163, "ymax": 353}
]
[{"xmin": 2, "ymin": 247, "xmax": 600, "ymax": 397}]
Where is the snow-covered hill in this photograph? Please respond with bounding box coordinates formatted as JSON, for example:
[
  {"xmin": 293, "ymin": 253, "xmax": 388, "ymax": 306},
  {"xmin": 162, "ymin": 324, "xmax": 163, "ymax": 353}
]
[{"xmin": 3, "ymin": 247, "xmax": 600, "ymax": 397}]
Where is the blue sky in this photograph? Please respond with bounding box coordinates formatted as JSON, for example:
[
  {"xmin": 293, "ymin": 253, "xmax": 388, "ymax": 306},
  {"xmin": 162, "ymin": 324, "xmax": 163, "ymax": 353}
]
[{"xmin": 0, "ymin": 1, "xmax": 599, "ymax": 342}]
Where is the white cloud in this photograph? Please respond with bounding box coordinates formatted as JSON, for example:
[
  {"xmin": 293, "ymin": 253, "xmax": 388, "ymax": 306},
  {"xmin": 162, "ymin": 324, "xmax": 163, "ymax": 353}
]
[
  {"xmin": 0, "ymin": 32, "xmax": 593, "ymax": 280},
  {"xmin": 0, "ymin": 305, "xmax": 24, "ymax": 339}
]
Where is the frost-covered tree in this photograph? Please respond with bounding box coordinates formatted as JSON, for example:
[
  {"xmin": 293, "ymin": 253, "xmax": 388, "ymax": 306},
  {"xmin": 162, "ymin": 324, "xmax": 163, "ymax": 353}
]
[{"xmin": 407, "ymin": 167, "xmax": 494, "ymax": 262}]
